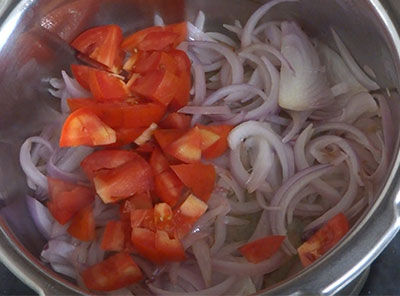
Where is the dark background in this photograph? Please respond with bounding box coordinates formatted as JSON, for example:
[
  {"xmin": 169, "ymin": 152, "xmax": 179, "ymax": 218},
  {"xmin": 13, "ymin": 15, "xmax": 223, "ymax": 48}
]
[{"xmin": 1, "ymin": 234, "xmax": 399, "ymax": 295}]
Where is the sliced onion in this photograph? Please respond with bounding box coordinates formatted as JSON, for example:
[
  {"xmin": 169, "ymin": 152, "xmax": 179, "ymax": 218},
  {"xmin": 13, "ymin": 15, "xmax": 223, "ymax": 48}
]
[
  {"xmin": 26, "ymin": 195, "xmax": 54, "ymax": 239},
  {"xmin": 179, "ymin": 105, "xmax": 232, "ymax": 115},
  {"xmin": 61, "ymin": 71, "xmax": 91, "ymax": 98},
  {"xmin": 192, "ymin": 239, "xmax": 212, "ymax": 287}
]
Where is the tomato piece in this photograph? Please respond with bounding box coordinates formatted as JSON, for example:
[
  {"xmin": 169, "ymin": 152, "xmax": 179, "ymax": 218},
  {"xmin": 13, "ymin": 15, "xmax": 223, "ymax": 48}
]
[
  {"xmin": 155, "ymin": 230, "xmax": 186, "ymax": 262},
  {"xmin": 298, "ymin": 213, "xmax": 349, "ymax": 267},
  {"xmin": 82, "ymin": 252, "xmax": 143, "ymax": 291},
  {"xmin": 67, "ymin": 99, "xmax": 166, "ymax": 129},
  {"xmin": 134, "ymin": 123, "xmax": 158, "ymax": 146},
  {"xmin": 168, "ymin": 49, "xmax": 191, "ymax": 111},
  {"xmin": 239, "ymin": 236, "xmax": 285, "ymax": 263},
  {"xmin": 149, "ymin": 148, "xmax": 170, "ymax": 176},
  {"xmin": 71, "ymin": 64, "xmax": 92, "ymax": 90},
  {"xmin": 121, "ymin": 26, "xmax": 164, "ymax": 52},
  {"xmin": 130, "ymin": 69, "xmax": 179, "ymax": 106},
  {"xmin": 131, "ymin": 227, "xmax": 164, "ymax": 264},
  {"xmin": 170, "ymin": 163, "xmax": 216, "ymax": 202},
  {"xmin": 199, "ymin": 128, "xmax": 220, "ymax": 150},
  {"xmin": 154, "ymin": 203, "xmax": 175, "ymax": 237},
  {"xmin": 60, "ymin": 108, "xmax": 116, "ymax": 147},
  {"xmin": 159, "ymin": 113, "xmax": 191, "ymax": 130},
  {"xmin": 154, "ymin": 170, "xmax": 184, "ymax": 207},
  {"xmin": 101, "ymin": 221, "xmax": 132, "ymax": 251},
  {"xmin": 174, "ymin": 194, "xmax": 208, "ymax": 239},
  {"xmin": 153, "ymin": 129, "xmax": 185, "ymax": 150},
  {"xmin": 134, "ymin": 51, "xmax": 179, "ymax": 74},
  {"xmin": 136, "ymin": 141, "xmax": 157, "ymax": 156},
  {"xmin": 93, "ymin": 156, "xmax": 153, "ymax": 203},
  {"xmin": 71, "ymin": 25, "xmax": 124, "ymax": 72},
  {"xmin": 199, "ymin": 125, "xmax": 234, "ymax": 159},
  {"xmin": 47, "ymin": 177, "xmax": 94, "ymax": 225},
  {"xmin": 123, "ymin": 51, "xmax": 147, "ymax": 72},
  {"xmin": 168, "ymin": 49, "xmax": 191, "ymax": 74},
  {"xmin": 113, "ymin": 127, "xmax": 146, "ymax": 146},
  {"xmin": 67, "ymin": 206, "xmax": 95, "ymax": 242},
  {"xmin": 130, "ymin": 209, "xmax": 155, "ymax": 231},
  {"xmin": 131, "ymin": 191, "xmax": 153, "ymax": 209},
  {"xmin": 81, "ymin": 150, "xmax": 140, "ymax": 180},
  {"xmin": 122, "ymin": 23, "xmax": 187, "ymax": 52},
  {"xmin": 89, "ymin": 70, "xmax": 130, "ymax": 101},
  {"xmin": 165, "ymin": 127, "xmax": 202, "ymax": 163}
]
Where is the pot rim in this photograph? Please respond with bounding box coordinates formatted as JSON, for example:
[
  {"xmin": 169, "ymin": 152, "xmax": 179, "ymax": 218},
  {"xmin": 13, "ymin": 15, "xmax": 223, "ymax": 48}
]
[{"xmin": 0, "ymin": 0, "xmax": 399, "ymax": 295}]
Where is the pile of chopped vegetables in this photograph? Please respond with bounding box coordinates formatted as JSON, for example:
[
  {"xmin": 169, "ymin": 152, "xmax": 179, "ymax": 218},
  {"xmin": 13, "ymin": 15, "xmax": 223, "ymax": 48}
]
[{"xmin": 20, "ymin": 0, "xmax": 394, "ymax": 294}]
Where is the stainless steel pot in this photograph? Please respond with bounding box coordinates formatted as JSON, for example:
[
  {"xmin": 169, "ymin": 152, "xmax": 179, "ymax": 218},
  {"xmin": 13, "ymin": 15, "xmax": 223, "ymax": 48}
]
[{"xmin": 0, "ymin": 0, "xmax": 400, "ymax": 295}]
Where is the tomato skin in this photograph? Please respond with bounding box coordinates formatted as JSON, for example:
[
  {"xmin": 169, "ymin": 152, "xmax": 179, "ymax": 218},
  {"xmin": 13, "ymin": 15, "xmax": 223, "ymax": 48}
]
[
  {"xmin": 168, "ymin": 49, "xmax": 191, "ymax": 73},
  {"xmin": 81, "ymin": 150, "xmax": 141, "ymax": 180},
  {"xmin": 71, "ymin": 24, "xmax": 124, "ymax": 72},
  {"xmin": 122, "ymin": 23, "xmax": 187, "ymax": 52},
  {"xmin": 130, "ymin": 209, "xmax": 155, "ymax": 231},
  {"xmin": 131, "ymin": 227, "xmax": 164, "ymax": 264},
  {"xmin": 153, "ymin": 129, "xmax": 185, "ymax": 150},
  {"xmin": 199, "ymin": 125, "xmax": 233, "ymax": 159},
  {"xmin": 155, "ymin": 230, "xmax": 186, "ymax": 262},
  {"xmin": 113, "ymin": 127, "xmax": 146, "ymax": 146},
  {"xmin": 170, "ymin": 163, "xmax": 216, "ymax": 202},
  {"xmin": 165, "ymin": 127, "xmax": 202, "ymax": 163},
  {"xmin": 71, "ymin": 64, "xmax": 91, "ymax": 90},
  {"xmin": 82, "ymin": 252, "xmax": 143, "ymax": 291},
  {"xmin": 67, "ymin": 206, "xmax": 95, "ymax": 242},
  {"xmin": 134, "ymin": 51, "xmax": 179, "ymax": 75},
  {"xmin": 47, "ymin": 177, "xmax": 94, "ymax": 225},
  {"xmin": 150, "ymin": 148, "xmax": 170, "ymax": 176},
  {"xmin": 60, "ymin": 108, "xmax": 116, "ymax": 147},
  {"xmin": 130, "ymin": 69, "xmax": 179, "ymax": 106},
  {"xmin": 167, "ymin": 50, "xmax": 191, "ymax": 111},
  {"xmin": 239, "ymin": 236, "xmax": 285, "ymax": 263},
  {"xmin": 154, "ymin": 170, "xmax": 184, "ymax": 207},
  {"xmin": 68, "ymin": 99, "xmax": 166, "ymax": 129},
  {"xmin": 298, "ymin": 213, "xmax": 349, "ymax": 267},
  {"xmin": 89, "ymin": 70, "xmax": 130, "ymax": 101},
  {"xmin": 174, "ymin": 194, "xmax": 208, "ymax": 239},
  {"xmin": 101, "ymin": 221, "xmax": 132, "ymax": 251},
  {"xmin": 159, "ymin": 112, "xmax": 191, "ymax": 130},
  {"xmin": 93, "ymin": 156, "xmax": 153, "ymax": 204}
]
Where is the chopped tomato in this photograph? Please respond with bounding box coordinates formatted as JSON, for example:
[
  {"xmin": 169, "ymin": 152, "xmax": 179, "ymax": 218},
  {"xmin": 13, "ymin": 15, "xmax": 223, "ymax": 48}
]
[
  {"xmin": 159, "ymin": 112, "xmax": 191, "ymax": 130},
  {"xmin": 174, "ymin": 194, "xmax": 208, "ymax": 239},
  {"xmin": 150, "ymin": 148, "xmax": 170, "ymax": 176},
  {"xmin": 298, "ymin": 213, "xmax": 349, "ymax": 267},
  {"xmin": 165, "ymin": 127, "xmax": 202, "ymax": 163},
  {"xmin": 130, "ymin": 69, "xmax": 179, "ymax": 106},
  {"xmin": 82, "ymin": 252, "xmax": 143, "ymax": 291},
  {"xmin": 71, "ymin": 24, "xmax": 124, "ymax": 73},
  {"xmin": 89, "ymin": 69, "xmax": 130, "ymax": 101},
  {"xmin": 134, "ymin": 123, "xmax": 158, "ymax": 146},
  {"xmin": 67, "ymin": 206, "xmax": 95, "ymax": 242},
  {"xmin": 155, "ymin": 230, "xmax": 186, "ymax": 262},
  {"xmin": 60, "ymin": 108, "xmax": 116, "ymax": 147},
  {"xmin": 131, "ymin": 227, "xmax": 164, "ymax": 264},
  {"xmin": 170, "ymin": 163, "xmax": 216, "ymax": 202},
  {"xmin": 71, "ymin": 64, "xmax": 91, "ymax": 90},
  {"xmin": 101, "ymin": 221, "xmax": 131, "ymax": 251},
  {"xmin": 93, "ymin": 156, "xmax": 153, "ymax": 203},
  {"xmin": 130, "ymin": 191, "xmax": 153, "ymax": 209},
  {"xmin": 198, "ymin": 128, "xmax": 220, "ymax": 150},
  {"xmin": 199, "ymin": 125, "xmax": 233, "ymax": 159},
  {"xmin": 154, "ymin": 170, "xmax": 184, "ymax": 207},
  {"xmin": 154, "ymin": 203, "xmax": 175, "ymax": 237},
  {"xmin": 67, "ymin": 99, "xmax": 166, "ymax": 129},
  {"xmin": 136, "ymin": 141, "xmax": 157, "ymax": 155},
  {"xmin": 122, "ymin": 23, "xmax": 187, "ymax": 52},
  {"xmin": 113, "ymin": 127, "xmax": 146, "ymax": 146},
  {"xmin": 134, "ymin": 51, "xmax": 179, "ymax": 74},
  {"xmin": 130, "ymin": 209, "xmax": 155, "ymax": 231},
  {"xmin": 168, "ymin": 50, "xmax": 191, "ymax": 111},
  {"xmin": 123, "ymin": 51, "xmax": 147, "ymax": 72},
  {"xmin": 168, "ymin": 49, "xmax": 191, "ymax": 73},
  {"xmin": 47, "ymin": 177, "xmax": 94, "ymax": 225},
  {"xmin": 153, "ymin": 129, "xmax": 185, "ymax": 150},
  {"xmin": 81, "ymin": 150, "xmax": 140, "ymax": 180},
  {"xmin": 239, "ymin": 236, "xmax": 285, "ymax": 263}
]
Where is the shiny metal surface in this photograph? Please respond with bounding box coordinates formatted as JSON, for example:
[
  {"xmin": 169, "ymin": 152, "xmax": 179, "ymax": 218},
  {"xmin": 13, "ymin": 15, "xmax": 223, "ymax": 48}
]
[{"xmin": 0, "ymin": 0, "xmax": 399, "ymax": 295}]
